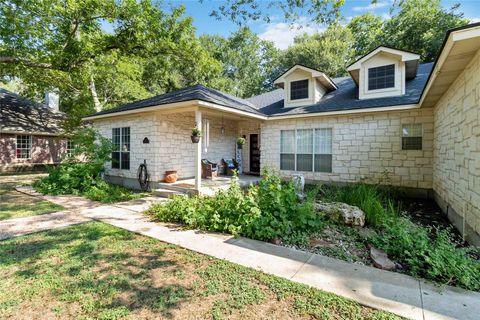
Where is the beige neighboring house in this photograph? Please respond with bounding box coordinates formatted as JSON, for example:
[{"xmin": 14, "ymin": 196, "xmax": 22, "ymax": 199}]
[
  {"xmin": 0, "ymin": 89, "xmax": 69, "ymax": 172},
  {"xmin": 84, "ymin": 23, "xmax": 480, "ymax": 245}
]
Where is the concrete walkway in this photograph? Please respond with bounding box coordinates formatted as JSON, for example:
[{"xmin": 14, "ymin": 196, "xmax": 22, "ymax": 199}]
[{"xmin": 4, "ymin": 187, "xmax": 480, "ymax": 320}]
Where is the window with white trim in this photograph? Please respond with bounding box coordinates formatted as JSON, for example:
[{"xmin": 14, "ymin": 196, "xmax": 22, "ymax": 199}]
[
  {"xmin": 112, "ymin": 127, "xmax": 130, "ymax": 169},
  {"xmin": 402, "ymin": 124, "xmax": 422, "ymax": 150},
  {"xmin": 280, "ymin": 128, "xmax": 333, "ymax": 173},
  {"xmin": 16, "ymin": 135, "xmax": 32, "ymax": 159},
  {"xmin": 290, "ymin": 79, "xmax": 309, "ymax": 100},
  {"xmin": 66, "ymin": 139, "xmax": 75, "ymax": 157},
  {"xmin": 368, "ymin": 64, "xmax": 395, "ymax": 90}
]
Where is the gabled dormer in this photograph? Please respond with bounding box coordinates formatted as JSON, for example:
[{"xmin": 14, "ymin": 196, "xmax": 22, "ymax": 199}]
[
  {"xmin": 347, "ymin": 46, "xmax": 420, "ymax": 100},
  {"xmin": 274, "ymin": 65, "xmax": 337, "ymax": 108}
]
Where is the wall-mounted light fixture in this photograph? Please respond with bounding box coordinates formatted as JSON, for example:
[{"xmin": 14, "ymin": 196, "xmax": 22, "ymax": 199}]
[
  {"xmin": 221, "ymin": 115, "xmax": 225, "ymax": 135},
  {"xmin": 143, "ymin": 137, "xmax": 150, "ymax": 144}
]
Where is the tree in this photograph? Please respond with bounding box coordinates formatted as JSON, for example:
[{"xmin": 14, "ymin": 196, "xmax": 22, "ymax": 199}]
[
  {"xmin": 278, "ymin": 24, "xmax": 354, "ymax": 77},
  {"xmin": 347, "ymin": 0, "xmax": 468, "ymax": 61},
  {"xmin": 0, "ymin": 0, "xmax": 222, "ymax": 120},
  {"xmin": 208, "ymin": 0, "xmax": 345, "ymax": 25},
  {"xmin": 200, "ymin": 27, "xmax": 281, "ymax": 98},
  {"xmin": 348, "ymin": 13, "xmax": 384, "ymax": 58}
]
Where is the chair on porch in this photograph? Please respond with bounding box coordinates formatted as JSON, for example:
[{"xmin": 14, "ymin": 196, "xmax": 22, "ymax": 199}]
[
  {"xmin": 201, "ymin": 159, "xmax": 218, "ymax": 179},
  {"xmin": 221, "ymin": 158, "xmax": 238, "ymax": 176}
]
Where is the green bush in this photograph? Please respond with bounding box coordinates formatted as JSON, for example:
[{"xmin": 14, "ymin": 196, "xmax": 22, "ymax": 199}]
[
  {"xmin": 33, "ymin": 128, "xmax": 141, "ymax": 203},
  {"xmin": 325, "ymin": 183, "xmax": 480, "ymax": 291},
  {"xmin": 146, "ymin": 169, "xmax": 321, "ymax": 244}
]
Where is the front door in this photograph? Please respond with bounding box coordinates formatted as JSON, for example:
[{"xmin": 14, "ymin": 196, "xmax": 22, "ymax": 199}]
[{"xmin": 249, "ymin": 134, "xmax": 260, "ymax": 173}]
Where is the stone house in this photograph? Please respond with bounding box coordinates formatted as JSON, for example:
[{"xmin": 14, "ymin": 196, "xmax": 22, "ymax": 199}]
[
  {"xmin": 84, "ymin": 23, "xmax": 480, "ymax": 245},
  {"xmin": 0, "ymin": 89, "xmax": 69, "ymax": 172}
]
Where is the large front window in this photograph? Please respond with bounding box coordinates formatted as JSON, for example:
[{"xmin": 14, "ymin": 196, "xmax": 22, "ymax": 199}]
[
  {"xmin": 280, "ymin": 128, "xmax": 332, "ymax": 173},
  {"xmin": 112, "ymin": 127, "xmax": 130, "ymax": 170},
  {"xmin": 16, "ymin": 135, "xmax": 32, "ymax": 159},
  {"xmin": 290, "ymin": 79, "xmax": 309, "ymax": 100},
  {"xmin": 368, "ymin": 64, "xmax": 395, "ymax": 90}
]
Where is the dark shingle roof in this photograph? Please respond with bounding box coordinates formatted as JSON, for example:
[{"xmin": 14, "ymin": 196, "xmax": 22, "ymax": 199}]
[
  {"xmin": 86, "ymin": 63, "xmax": 433, "ymax": 119},
  {"xmin": 88, "ymin": 84, "xmax": 264, "ymax": 117},
  {"xmin": 248, "ymin": 62, "xmax": 434, "ymax": 116},
  {"xmin": 0, "ymin": 88, "xmax": 66, "ymax": 135}
]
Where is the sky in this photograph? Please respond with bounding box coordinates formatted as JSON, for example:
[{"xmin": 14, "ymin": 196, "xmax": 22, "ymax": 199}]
[{"xmin": 167, "ymin": 0, "xmax": 480, "ymax": 49}]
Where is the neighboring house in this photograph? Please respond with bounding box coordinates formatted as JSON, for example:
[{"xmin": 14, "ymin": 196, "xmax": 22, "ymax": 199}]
[
  {"xmin": 84, "ymin": 23, "xmax": 480, "ymax": 245},
  {"xmin": 0, "ymin": 89, "xmax": 69, "ymax": 172}
]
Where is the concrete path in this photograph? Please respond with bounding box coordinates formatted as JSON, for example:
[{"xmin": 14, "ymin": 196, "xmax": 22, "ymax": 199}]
[{"xmin": 4, "ymin": 187, "xmax": 480, "ymax": 320}]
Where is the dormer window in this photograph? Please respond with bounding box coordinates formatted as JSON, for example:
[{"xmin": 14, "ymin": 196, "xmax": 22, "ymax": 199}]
[
  {"xmin": 290, "ymin": 79, "xmax": 309, "ymax": 100},
  {"xmin": 368, "ymin": 64, "xmax": 395, "ymax": 90}
]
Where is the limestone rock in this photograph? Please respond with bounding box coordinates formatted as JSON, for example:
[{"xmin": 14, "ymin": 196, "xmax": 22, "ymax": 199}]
[
  {"xmin": 315, "ymin": 201, "xmax": 365, "ymax": 227},
  {"xmin": 369, "ymin": 246, "xmax": 396, "ymax": 271}
]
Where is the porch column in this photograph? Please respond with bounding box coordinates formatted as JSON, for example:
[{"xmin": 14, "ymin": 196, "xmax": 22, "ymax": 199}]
[{"xmin": 195, "ymin": 110, "xmax": 202, "ymax": 190}]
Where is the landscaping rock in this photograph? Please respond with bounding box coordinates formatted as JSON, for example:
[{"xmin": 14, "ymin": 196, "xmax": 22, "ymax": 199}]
[
  {"xmin": 315, "ymin": 201, "xmax": 366, "ymax": 227},
  {"xmin": 309, "ymin": 238, "xmax": 334, "ymax": 248},
  {"xmin": 369, "ymin": 246, "xmax": 396, "ymax": 271},
  {"xmin": 270, "ymin": 238, "xmax": 282, "ymax": 245}
]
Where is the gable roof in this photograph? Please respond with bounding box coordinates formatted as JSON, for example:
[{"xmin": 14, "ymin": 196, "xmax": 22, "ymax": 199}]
[
  {"xmin": 273, "ymin": 64, "xmax": 338, "ymax": 90},
  {"xmin": 0, "ymin": 88, "xmax": 66, "ymax": 135},
  {"xmin": 87, "ymin": 84, "xmax": 263, "ymax": 118},
  {"xmin": 347, "ymin": 46, "xmax": 421, "ymax": 70},
  {"xmin": 248, "ymin": 62, "xmax": 433, "ymax": 117}
]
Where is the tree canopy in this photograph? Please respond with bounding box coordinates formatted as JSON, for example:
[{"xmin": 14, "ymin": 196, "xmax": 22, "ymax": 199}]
[{"xmin": 0, "ymin": 0, "xmax": 472, "ymax": 122}]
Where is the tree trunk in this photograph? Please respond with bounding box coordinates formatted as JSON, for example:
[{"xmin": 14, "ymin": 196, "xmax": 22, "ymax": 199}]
[{"xmin": 89, "ymin": 75, "xmax": 102, "ymax": 112}]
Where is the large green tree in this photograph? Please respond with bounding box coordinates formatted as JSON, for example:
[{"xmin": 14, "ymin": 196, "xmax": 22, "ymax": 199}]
[
  {"xmin": 278, "ymin": 24, "xmax": 354, "ymax": 77},
  {"xmin": 348, "ymin": 0, "xmax": 468, "ymax": 61},
  {"xmin": 200, "ymin": 27, "xmax": 280, "ymax": 98},
  {"xmin": 0, "ymin": 0, "xmax": 221, "ymax": 120}
]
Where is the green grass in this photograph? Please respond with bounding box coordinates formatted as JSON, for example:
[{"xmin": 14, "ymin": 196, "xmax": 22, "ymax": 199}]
[
  {"xmin": 0, "ymin": 222, "xmax": 401, "ymax": 319},
  {"xmin": 0, "ymin": 180, "xmax": 64, "ymax": 221}
]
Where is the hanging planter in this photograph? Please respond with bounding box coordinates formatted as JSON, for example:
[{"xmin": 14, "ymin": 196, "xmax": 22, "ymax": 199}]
[
  {"xmin": 236, "ymin": 137, "xmax": 246, "ymax": 149},
  {"xmin": 191, "ymin": 127, "xmax": 201, "ymax": 143}
]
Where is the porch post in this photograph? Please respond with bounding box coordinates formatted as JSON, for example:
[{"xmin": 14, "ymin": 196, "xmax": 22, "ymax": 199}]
[{"xmin": 195, "ymin": 110, "xmax": 202, "ymax": 190}]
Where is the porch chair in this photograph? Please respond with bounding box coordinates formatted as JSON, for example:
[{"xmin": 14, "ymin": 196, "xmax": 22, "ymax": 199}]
[
  {"xmin": 221, "ymin": 158, "xmax": 238, "ymax": 176},
  {"xmin": 201, "ymin": 159, "xmax": 218, "ymax": 179}
]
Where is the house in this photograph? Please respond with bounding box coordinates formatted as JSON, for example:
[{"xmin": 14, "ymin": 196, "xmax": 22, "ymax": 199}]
[
  {"xmin": 0, "ymin": 89, "xmax": 69, "ymax": 172},
  {"xmin": 83, "ymin": 23, "xmax": 480, "ymax": 245}
]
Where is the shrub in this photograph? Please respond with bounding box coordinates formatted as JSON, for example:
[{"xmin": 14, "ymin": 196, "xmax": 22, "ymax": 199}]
[
  {"xmin": 34, "ymin": 128, "xmax": 140, "ymax": 203},
  {"xmin": 325, "ymin": 183, "xmax": 480, "ymax": 291},
  {"xmin": 146, "ymin": 169, "xmax": 321, "ymax": 244}
]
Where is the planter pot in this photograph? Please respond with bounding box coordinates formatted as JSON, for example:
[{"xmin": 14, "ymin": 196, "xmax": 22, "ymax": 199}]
[
  {"xmin": 164, "ymin": 170, "xmax": 178, "ymax": 183},
  {"xmin": 237, "ymin": 144, "xmax": 243, "ymax": 149},
  {"xmin": 191, "ymin": 135, "xmax": 200, "ymax": 143}
]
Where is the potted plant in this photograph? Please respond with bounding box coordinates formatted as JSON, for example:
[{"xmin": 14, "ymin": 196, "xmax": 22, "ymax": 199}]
[
  {"xmin": 191, "ymin": 127, "xmax": 201, "ymax": 143},
  {"xmin": 236, "ymin": 137, "xmax": 246, "ymax": 149}
]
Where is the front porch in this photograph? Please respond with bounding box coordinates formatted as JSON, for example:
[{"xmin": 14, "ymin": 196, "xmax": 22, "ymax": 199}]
[{"xmin": 154, "ymin": 174, "xmax": 262, "ymax": 197}]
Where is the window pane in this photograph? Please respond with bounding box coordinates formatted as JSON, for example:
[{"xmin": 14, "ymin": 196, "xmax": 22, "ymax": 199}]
[
  {"xmin": 121, "ymin": 127, "xmax": 130, "ymax": 151},
  {"xmin": 121, "ymin": 152, "xmax": 130, "ymax": 170},
  {"xmin": 280, "ymin": 154, "xmax": 295, "ymax": 170},
  {"xmin": 16, "ymin": 135, "xmax": 31, "ymax": 159},
  {"xmin": 290, "ymin": 79, "xmax": 309, "ymax": 100},
  {"xmin": 112, "ymin": 128, "xmax": 120, "ymax": 151},
  {"xmin": 315, "ymin": 154, "xmax": 332, "ymax": 173},
  {"xmin": 112, "ymin": 152, "xmax": 120, "ymax": 169},
  {"xmin": 368, "ymin": 64, "xmax": 395, "ymax": 90},
  {"xmin": 402, "ymin": 124, "xmax": 422, "ymax": 137},
  {"xmin": 296, "ymin": 129, "xmax": 313, "ymax": 154},
  {"xmin": 314, "ymin": 128, "xmax": 332, "ymax": 154},
  {"xmin": 402, "ymin": 137, "xmax": 422, "ymax": 150},
  {"xmin": 297, "ymin": 154, "xmax": 313, "ymax": 171},
  {"xmin": 280, "ymin": 130, "xmax": 295, "ymax": 153}
]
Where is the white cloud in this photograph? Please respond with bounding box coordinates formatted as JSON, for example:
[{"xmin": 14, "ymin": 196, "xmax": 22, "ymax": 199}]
[
  {"xmin": 353, "ymin": 1, "xmax": 390, "ymax": 12},
  {"xmin": 467, "ymin": 16, "xmax": 480, "ymax": 23},
  {"xmin": 258, "ymin": 20, "xmax": 325, "ymax": 49}
]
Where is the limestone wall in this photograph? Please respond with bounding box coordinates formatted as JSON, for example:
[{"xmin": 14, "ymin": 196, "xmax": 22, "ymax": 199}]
[
  {"xmin": 433, "ymin": 49, "xmax": 480, "ymax": 243},
  {"xmin": 261, "ymin": 108, "xmax": 434, "ymax": 189}
]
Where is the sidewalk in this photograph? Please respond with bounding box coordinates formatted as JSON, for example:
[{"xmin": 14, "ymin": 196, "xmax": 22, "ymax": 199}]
[{"xmin": 5, "ymin": 187, "xmax": 480, "ymax": 320}]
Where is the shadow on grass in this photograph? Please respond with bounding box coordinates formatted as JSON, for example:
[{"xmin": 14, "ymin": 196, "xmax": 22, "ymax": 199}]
[{"xmin": 0, "ymin": 222, "xmax": 191, "ymax": 318}]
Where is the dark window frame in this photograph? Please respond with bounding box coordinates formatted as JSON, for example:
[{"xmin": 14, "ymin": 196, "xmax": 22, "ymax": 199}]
[
  {"xmin": 368, "ymin": 64, "xmax": 395, "ymax": 91},
  {"xmin": 290, "ymin": 79, "xmax": 309, "ymax": 100},
  {"xmin": 112, "ymin": 127, "xmax": 130, "ymax": 170}
]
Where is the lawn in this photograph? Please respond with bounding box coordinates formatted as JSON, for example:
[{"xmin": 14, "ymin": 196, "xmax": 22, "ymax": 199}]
[
  {"xmin": 0, "ymin": 174, "xmax": 64, "ymax": 221},
  {"xmin": 0, "ymin": 222, "xmax": 400, "ymax": 319}
]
